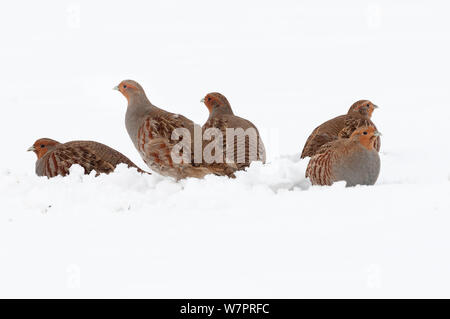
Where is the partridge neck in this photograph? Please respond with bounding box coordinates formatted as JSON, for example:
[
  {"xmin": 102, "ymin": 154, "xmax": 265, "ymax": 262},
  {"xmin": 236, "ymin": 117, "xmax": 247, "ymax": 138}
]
[
  {"xmin": 209, "ymin": 105, "xmax": 234, "ymax": 119},
  {"xmin": 128, "ymin": 92, "xmax": 152, "ymax": 107},
  {"xmin": 347, "ymin": 111, "xmax": 370, "ymax": 120}
]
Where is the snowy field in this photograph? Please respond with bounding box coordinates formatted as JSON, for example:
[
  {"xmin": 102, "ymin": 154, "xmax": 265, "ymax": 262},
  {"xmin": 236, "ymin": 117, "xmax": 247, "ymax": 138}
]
[{"xmin": 1, "ymin": 0, "xmax": 450, "ymax": 298}]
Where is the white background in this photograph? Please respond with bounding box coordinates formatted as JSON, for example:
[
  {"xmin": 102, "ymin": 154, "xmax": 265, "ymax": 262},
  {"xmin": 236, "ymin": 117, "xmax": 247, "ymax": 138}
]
[{"xmin": 0, "ymin": 0, "xmax": 449, "ymax": 298}]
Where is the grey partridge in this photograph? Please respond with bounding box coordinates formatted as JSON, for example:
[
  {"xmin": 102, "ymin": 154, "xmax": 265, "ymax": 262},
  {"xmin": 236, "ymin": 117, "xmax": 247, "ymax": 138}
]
[
  {"xmin": 305, "ymin": 126, "xmax": 381, "ymax": 187},
  {"xmin": 201, "ymin": 92, "xmax": 266, "ymax": 174},
  {"xmin": 301, "ymin": 100, "xmax": 380, "ymax": 158},
  {"xmin": 115, "ymin": 80, "xmax": 229, "ymax": 179},
  {"xmin": 28, "ymin": 138, "xmax": 145, "ymax": 178}
]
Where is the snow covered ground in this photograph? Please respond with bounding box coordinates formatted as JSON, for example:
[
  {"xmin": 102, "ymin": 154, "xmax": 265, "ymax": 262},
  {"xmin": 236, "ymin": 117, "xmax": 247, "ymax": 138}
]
[{"xmin": 1, "ymin": 0, "xmax": 449, "ymax": 298}]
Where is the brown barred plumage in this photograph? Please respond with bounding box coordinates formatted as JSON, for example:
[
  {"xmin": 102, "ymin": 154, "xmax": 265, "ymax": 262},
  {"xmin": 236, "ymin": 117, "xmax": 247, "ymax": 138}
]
[
  {"xmin": 117, "ymin": 80, "xmax": 232, "ymax": 179},
  {"xmin": 136, "ymin": 112, "xmax": 211, "ymax": 178},
  {"xmin": 301, "ymin": 100, "xmax": 380, "ymax": 158},
  {"xmin": 28, "ymin": 138, "xmax": 146, "ymax": 178},
  {"xmin": 201, "ymin": 92, "xmax": 266, "ymax": 174},
  {"xmin": 306, "ymin": 126, "xmax": 381, "ymax": 187}
]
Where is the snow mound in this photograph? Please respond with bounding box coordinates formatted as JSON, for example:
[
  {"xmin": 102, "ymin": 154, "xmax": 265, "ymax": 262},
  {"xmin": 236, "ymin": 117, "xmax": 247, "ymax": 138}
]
[{"xmin": 1, "ymin": 155, "xmax": 450, "ymax": 298}]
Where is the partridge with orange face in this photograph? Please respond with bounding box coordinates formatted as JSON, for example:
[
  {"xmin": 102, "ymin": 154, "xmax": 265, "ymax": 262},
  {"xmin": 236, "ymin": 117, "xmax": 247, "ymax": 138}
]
[
  {"xmin": 305, "ymin": 126, "xmax": 381, "ymax": 187},
  {"xmin": 28, "ymin": 138, "xmax": 145, "ymax": 178},
  {"xmin": 201, "ymin": 92, "xmax": 266, "ymax": 173},
  {"xmin": 301, "ymin": 100, "xmax": 380, "ymax": 158},
  {"xmin": 115, "ymin": 80, "xmax": 228, "ymax": 179}
]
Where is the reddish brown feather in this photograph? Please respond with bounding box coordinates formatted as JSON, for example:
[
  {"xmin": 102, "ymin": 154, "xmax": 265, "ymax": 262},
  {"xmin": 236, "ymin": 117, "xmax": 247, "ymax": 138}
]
[
  {"xmin": 135, "ymin": 113, "xmax": 216, "ymax": 179},
  {"xmin": 34, "ymin": 140, "xmax": 147, "ymax": 178},
  {"xmin": 306, "ymin": 127, "xmax": 380, "ymax": 186},
  {"xmin": 301, "ymin": 109, "xmax": 380, "ymax": 159},
  {"xmin": 202, "ymin": 115, "xmax": 266, "ymax": 173}
]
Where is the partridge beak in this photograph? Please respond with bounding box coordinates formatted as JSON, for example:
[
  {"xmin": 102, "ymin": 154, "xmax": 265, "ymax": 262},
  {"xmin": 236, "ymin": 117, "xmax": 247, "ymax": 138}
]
[
  {"xmin": 200, "ymin": 98, "xmax": 205, "ymax": 103},
  {"xmin": 373, "ymin": 131, "xmax": 382, "ymax": 137},
  {"xmin": 113, "ymin": 85, "xmax": 119, "ymax": 91},
  {"xmin": 373, "ymin": 104, "xmax": 379, "ymax": 109},
  {"xmin": 27, "ymin": 146, "xmax": 36, "ymax": 152}
]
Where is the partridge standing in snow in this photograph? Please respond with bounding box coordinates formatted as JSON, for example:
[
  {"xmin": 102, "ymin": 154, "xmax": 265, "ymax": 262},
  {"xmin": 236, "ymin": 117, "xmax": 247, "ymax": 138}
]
[
  {"xmin": 201, "ymin": 92, "xmax": 266, "ymax": 173},
  {"xmin": 115, "ymin": 80, "xmax": 227, "ymax": 179},
  {"xmin": 28, "ymin": 138, "xmax": 145, "ymax": 178},
  {"xmin": 301, "ymin": 100, "xmax": 380, "ymax": 158},
  {"xmin": 305, "ymin": 126, "xmax": 381, "ymax": 187}
]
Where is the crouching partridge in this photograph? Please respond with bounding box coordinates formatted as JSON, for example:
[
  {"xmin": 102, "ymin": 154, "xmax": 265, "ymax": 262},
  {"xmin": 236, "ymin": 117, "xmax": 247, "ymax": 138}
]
[
  {"xmin": 28, "ymin": 138, "xmax": 145, "ymax": 178},
  {"xmin": 305, "ymin": 126, "xmax": 381, "ymax": 187},
  {"xmin": 201, "ymin": 92, "xmax": 266, "ymax": 174},
  {"xmin": 115, "ymin": 80, "xmax": 229, "ymax": 179},
  {"xmin": 301, "ymin": 100, "xmax": 380, "ymax": 158}
]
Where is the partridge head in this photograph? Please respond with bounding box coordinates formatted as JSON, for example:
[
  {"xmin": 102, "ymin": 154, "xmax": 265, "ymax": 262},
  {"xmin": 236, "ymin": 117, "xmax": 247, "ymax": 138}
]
[
  {"xmin": 347, "ymin": 100, "xmax": 378, "ymax": 118},
  {"xmin": 27, "ymin": 138, "xmax": 61, "ymax": 160},
  {"xmin": 114, "ymin": 80, "xmax": 150, "ymax": 105},
  {"xmin": 201, "ymin": 92, "xmax": 233, "ymax": 117},
  {"xmin": 349, "ymin": 125, "xmax": 382, "ymax": 149}
]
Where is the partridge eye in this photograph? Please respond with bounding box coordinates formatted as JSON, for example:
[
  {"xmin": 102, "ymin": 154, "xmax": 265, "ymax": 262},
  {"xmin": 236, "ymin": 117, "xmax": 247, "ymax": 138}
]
[
  {"xmin": 208, "ymin": 97, "xmax": 211, "ymax": 101},
  {"xmin": 363, "ymin": 132, "xmax": 368, "ymax": 135},
  {"xmin": 123, "ymin": 85, "xmax": 127, "ymax": 89},
  {"xmin": 366, "ymin": 104, "xmax": 370, "ymax": 107},
  {"xmin": 40, "ymin": 145, "xmax": 45, "ymax": 148}
]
